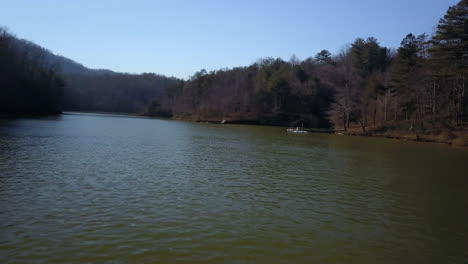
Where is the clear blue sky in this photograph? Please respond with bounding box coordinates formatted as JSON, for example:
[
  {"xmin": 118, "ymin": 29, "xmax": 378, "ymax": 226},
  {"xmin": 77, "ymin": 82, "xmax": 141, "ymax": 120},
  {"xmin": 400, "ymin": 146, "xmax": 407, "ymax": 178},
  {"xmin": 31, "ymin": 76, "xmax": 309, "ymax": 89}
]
[{"xmin": 1, "ymin": 0, "xmax": 458, "ymax": 79}]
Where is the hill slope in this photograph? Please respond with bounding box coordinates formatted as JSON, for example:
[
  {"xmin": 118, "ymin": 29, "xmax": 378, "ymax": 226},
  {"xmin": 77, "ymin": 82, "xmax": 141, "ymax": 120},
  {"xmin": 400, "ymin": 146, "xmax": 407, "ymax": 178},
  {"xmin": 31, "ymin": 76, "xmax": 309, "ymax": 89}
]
[{"xmin": 5, "ymin": 29, "xmax": 179, "ymax": 114}]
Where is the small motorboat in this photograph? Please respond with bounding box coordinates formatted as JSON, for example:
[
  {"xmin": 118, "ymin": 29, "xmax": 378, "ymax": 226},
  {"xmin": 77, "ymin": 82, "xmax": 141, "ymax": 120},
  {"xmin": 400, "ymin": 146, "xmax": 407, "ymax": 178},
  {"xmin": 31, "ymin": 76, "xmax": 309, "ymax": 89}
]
[{"xmin": 287, "ymin": 127, "xmax": 308, "ymax": 134}]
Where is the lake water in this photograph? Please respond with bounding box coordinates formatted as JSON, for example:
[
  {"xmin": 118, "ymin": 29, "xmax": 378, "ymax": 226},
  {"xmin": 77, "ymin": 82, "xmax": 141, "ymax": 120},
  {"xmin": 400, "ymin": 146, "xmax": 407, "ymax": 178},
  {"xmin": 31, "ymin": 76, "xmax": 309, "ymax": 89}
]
[{"xmin": 1, "ymin": 112, "xmax": 468, "ymax": 263}]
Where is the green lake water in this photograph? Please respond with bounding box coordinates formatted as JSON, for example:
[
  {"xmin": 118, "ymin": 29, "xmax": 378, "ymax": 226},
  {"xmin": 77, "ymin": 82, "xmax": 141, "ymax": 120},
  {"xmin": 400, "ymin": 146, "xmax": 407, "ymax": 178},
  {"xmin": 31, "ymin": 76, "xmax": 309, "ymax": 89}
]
[{"xmin": 1, "ymin": 112, "xmax": 468, "ymax": 263}]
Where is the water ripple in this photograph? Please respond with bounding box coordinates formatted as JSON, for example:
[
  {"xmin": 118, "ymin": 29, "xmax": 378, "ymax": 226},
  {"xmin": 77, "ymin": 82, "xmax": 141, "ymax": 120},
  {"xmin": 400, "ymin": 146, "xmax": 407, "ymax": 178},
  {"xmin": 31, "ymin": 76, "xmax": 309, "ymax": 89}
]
[{"xmin": 1, "ymin": 114, "xmax": 468, "ymax": 263}]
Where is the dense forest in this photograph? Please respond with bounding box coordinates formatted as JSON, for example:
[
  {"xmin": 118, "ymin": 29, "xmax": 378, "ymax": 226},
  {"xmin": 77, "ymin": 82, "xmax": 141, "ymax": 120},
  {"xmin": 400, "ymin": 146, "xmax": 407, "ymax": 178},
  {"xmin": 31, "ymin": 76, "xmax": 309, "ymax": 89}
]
[
  {"xmin": 0, "ymin": 28, "xmax": 179, "ymax": 115},
  {"xmin": 147, "ymin": 0, "xmax": 467, "ymax": 144},
  {"xmin": 48, "ymin": 45, "xmax": 180, "ymax": 113},
  {"xmin": 1, "ymin": 1, "xmax": 467, "ymax": 144},
  {"xmin": 64, "ymin": 72, "xmax": 178, "ymax": 113},
  {"xmin": 0, "ymin": 28, "xmax": 64, "ymax": 115}
]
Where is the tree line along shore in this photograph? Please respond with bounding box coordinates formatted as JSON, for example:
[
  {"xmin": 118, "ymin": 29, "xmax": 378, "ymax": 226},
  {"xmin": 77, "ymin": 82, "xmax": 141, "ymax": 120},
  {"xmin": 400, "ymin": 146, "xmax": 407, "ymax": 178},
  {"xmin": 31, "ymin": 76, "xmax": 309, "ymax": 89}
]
[
  {"xmin": 146, "ymin": 0, "xmax": 468, "ymax": 146},
  {"xmin": 1, "ymin": 0, "xmax": 467, "ymax": 146}
]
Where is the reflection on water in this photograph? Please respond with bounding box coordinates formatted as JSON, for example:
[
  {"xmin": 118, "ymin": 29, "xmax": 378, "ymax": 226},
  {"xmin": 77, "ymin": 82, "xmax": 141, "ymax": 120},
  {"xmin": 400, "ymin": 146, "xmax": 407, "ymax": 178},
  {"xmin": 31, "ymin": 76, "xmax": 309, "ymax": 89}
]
[{"xmin": 1, "ymin": 112, "xmax": 468, "ymax": 263}]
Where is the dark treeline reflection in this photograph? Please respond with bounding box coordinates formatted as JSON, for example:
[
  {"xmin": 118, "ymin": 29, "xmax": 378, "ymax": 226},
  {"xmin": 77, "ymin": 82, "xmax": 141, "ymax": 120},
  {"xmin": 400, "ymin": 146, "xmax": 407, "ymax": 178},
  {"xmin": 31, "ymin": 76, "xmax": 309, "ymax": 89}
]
[{"xmin": 148, "ymin": 0, "xmax": 467, "ymax": 137}]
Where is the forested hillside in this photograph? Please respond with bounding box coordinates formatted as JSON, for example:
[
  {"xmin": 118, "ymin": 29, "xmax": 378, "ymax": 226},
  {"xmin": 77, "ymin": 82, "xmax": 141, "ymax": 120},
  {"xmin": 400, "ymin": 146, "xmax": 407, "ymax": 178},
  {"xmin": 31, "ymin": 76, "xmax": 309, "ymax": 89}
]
[
  {"xmin": 52, "ymin": 54, "xmax": 179, "ymax": 113},
  {"xmin": 52, "ymin": 47, "xmax": 180, "ymax": 113},
  {"xmin": 148, "ymin": 57, "xmax": 334, "ymax": 127},
  {"xmin": 64, "ymin": 72, "xmax": 178, "ymax": 113},
  {"xmin": 2, "ymin": 0, "xmax": 466, "ymax": 141},
  {"xmin": 0, "ymin": 28, "xmax": 64, "ymax": 116},
  {"xmin": 148, "ymin": 0, "xmax": 467, "ymax": 143},
  {"xmin": 1, "ymin": 28, "xmax": 179, "ymax": 115}
]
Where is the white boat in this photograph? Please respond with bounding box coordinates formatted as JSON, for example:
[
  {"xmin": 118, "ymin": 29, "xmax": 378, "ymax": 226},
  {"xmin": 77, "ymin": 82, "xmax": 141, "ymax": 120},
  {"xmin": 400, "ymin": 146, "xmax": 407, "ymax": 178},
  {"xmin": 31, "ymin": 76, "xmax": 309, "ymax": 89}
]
[{"xmin": 287, "ymin": 127, "xmax": 308, "ymax": 134}]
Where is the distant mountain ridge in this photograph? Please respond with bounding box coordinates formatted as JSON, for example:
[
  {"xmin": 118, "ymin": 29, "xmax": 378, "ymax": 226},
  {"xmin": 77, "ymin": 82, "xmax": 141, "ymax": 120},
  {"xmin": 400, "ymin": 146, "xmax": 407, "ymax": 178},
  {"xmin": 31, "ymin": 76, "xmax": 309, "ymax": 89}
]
[
  {"xmin": 10, "ymin": 36, "xmax": 115, "ymax": 76},
  {"xmin": 7, "ymin": 32, "xmax": 179, "ymax": 113},
  {"xmin": 46, "ymin": 54, "xmax": 116, "ymax": 76}
]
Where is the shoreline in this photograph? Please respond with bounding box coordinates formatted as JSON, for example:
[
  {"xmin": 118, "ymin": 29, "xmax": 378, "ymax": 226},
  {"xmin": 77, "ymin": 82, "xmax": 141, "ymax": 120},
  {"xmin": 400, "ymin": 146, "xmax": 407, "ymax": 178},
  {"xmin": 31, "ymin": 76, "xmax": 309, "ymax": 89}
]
[
  {"xmin": 6, "ymin": 111, "xmax": 463, "ymax": 148},
  {"xmin": 147, "ymin": 113, "xmax": 468, "ymax": 147},
  {"xmin": 340, "ymin": 130, "xmax": 468, "ymax": 147},
  {"xmin": 0, "ymin": 111, "xmax": 62, "ymax": 119}
]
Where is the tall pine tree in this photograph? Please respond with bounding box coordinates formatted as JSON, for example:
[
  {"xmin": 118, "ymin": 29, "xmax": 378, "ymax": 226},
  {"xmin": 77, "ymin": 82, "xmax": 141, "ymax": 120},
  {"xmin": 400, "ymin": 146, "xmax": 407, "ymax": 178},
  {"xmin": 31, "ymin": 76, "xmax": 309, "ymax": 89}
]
[{"xmin": 430, "ymin": 0, "xmax": 468, "ymax": 124}]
